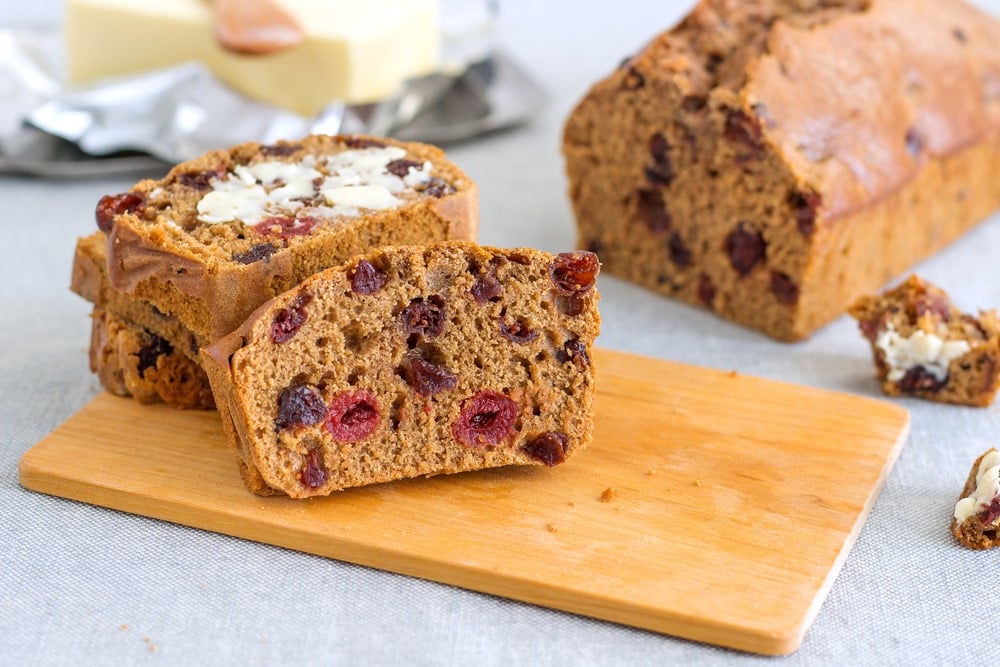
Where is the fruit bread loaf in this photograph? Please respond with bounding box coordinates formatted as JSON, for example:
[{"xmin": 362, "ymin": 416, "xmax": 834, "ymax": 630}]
[
  {"xmin": 103, "ymin": 134, "xmax": 478, "ymax": 343},
  {"xmin": 89, "ymin": 307, "xmax": 215, "ymax": 410},
  {"xmin": 563, "ymin": 0, "xmax": 1000, "ymax": 340},
  {"xmin": 201, "ymin": 241, "xmax": 601, "ymax": 497},
  {"xmin": 848, "ymin": 276, "xmax": 1000, "ymax": 407},
  {"xmin": 952, "ymin": 448, "xmax": 1000, "ymax": 549}
]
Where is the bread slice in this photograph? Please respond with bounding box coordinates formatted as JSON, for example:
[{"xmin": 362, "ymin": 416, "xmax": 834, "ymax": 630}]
[
  {"xmin": 201, "ymin": 241, "xmax": 601, "ymax": 497},
  {"xmin": 104, "ymin": 134, "xmax": 478, "ymax": 342},
  {"xmin": 849, "ymin": 276, "xmax": 1000, "ymax": 407}
]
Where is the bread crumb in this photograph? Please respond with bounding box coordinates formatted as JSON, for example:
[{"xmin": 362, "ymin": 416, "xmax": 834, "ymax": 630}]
[
  {"xmin": 119, "ymin": 624, "xmax": 129, "ymax": 631},
  {"xmin": 728, "ymin": 370, "xmax": 739, "ymax": 378},
  {"xmin": 546, "ymin": 522, "xmax": 558, "ymax": 533},
  {"xmin": 143, "ymin": 636, "xmax": 158, "ymax": 653},
  {"xmin": 645, "ymin": 469, "xmax": 655, "ymax": 476},
  {"xmin": 693, "ymin": 479, "xmax": 702, "ymax": 487},
  {"xmin": 599, "ymin": 487, "xmax": 616, "ymax": 502},
  {"xmin": 567, "ymin": 500, "xmax": 575, "ymax": 507}
]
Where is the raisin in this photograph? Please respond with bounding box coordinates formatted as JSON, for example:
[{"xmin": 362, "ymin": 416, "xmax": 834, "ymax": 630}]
[
  {"xmin": 270, "ymin": 294, "xmax": 312, "ymax": 343},
  {"xmin": 905, "ymin": 127, "xmax": 925, "ymax": 158},
  {"xmin": 644, "ymin": 133, "xmax": 674, "ymax": 187},
  {"xmin": 898, "ymin": 366, "xmax": 946, "ymax": 392},
  {"xmin": 471, "ymin": 272, "xmax": 503, "ymax": 303},
  {"xmin": 386, "ymin": 158, "xmax": 423, "ymax": 177},
  {"xmin": 300, "ymin": 450, "xmax": 327, "ymax": 488},
  {"xmin": 770, "ymin": 271, "xmax": 800, "ymax": 305},
  {"xmin": 452, "ymin": 391, "xmax": 518, "ymax": 448},
  {"xmin": 724, "ymin": 108, "xmax": 766, "ymax": 162},
  {"xmin": 232, "ymin": 243, "xmax": 276, "ymax": 264},
  {"xmin": 668, "ymin": 232, "xmax": 692, "ymax": 268},
  {"xmin": 276, "ymin": 385, "xmax": 327, "ymax": 431},
  {"xmin": 350, "ymin": 260, "xmax": 389, "ymax": 295},
  {"xmin": 261, "ymin": 142, "xmax": 301, "ymax": 156},
  {"xmin": 137, "ymin": 333, "xmax": 171, "ymax": 377},
  {"xmin": 789, "ymin": 190, "xmax": 821, "ymax": 238},
  {"xmin": 725, "ymin": 223, "xmax": 766, "ymax": 277},
  {"xmin": 522, "ymin": 432, "xmax": 568, "ymax": 466},
  {"xmin": 550, "ymin": 251, "xmax": 600, "ymax": 296},
  {"xmin": 557, "ymin": 295, "xmax": 587, "ymax": 317},
  {"xmin": 405, "ymin": 357, "xmax": 458, "ymax": 396},
  {"xmin": 499, "ymin": 316, "xmax": 539, "ymax": 344},
  {"xmin": 556, "ymin": 339, "xmax": 590, "ymax": 371},
  {"xmin": 953, "ymin": 27, "xmax": 968, "ymax": 43},
  {"xmin": 423, "ymin": 178, "xmax": 455, "ymax": 198},
  {"xmin": 253, "ymin": 216, "xmax": 319, "ymax": 239},
  {"xmin": 697, "ymin": 274, "xmax": 716, "ymax": 308},
  {"xmin": 177, "ymin": 168, "xmax": 224, "ymax": 190},
  {"xmin": 622, "ymin": 65, "xmax": 645, "ymax": 90},
  {"xmin": 636, "ymin": 188, "xmax": 671, "ymax": 234},
  {"xmin": 681, "ymin": 95, "xmax": 708, "ymax": 112},
  {"xmin": 401, "ymin": 296, "xmax": 446, "ymax": 338},
  {"xmin": 326, "ymin": 390, "xmax": 380, "ymax": 442},
  {"xmin": 95, "ymin": 191, "xmax": 144, "ymax": 232}
]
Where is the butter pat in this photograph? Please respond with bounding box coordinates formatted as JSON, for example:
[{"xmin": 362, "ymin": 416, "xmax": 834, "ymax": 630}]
[{"xmin": 65, "ymin": 0, "xmax": 440, "ymax": 115}]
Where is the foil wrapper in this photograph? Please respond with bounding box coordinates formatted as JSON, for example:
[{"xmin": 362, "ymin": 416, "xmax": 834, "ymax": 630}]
[{"xmin": 0, "ymin": 20, "xmax": 545, "ymax": 177}]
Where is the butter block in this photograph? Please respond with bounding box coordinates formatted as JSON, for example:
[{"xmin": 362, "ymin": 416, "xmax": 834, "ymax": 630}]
[{"xmin": 65, "ymin": 0, "xmax": 440, "ymax": 115}]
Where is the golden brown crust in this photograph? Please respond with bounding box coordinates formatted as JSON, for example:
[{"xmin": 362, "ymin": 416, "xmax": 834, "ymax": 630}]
[
  {"xmin": 106, "ymin": 134, "xmax": 479, "ymax": 342},
  {"xmin": 562, "ymin": 0, "xmax": 1000, "ymax": 340},
  {"xmin": 201, "ymin": 241, "xmax": 601, "ymax": 498},
  {"xmin": 951, "ymin": 448, "xmax": 1000, "ymax": 550}
]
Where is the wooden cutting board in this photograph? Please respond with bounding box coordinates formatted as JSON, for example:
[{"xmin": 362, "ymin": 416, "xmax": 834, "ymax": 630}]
[{"xmin": 19, "ymin": 348, "xmax": 909, "ymax": 655}]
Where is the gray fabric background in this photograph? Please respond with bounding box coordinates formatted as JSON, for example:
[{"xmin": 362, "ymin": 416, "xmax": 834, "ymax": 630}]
[{"xmin": 3, "ymin": 1, "xmax": 1000, "ymax": 664}]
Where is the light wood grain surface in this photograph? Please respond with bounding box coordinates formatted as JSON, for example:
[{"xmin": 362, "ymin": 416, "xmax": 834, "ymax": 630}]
[{"xmin": 18, "ymin": 347, "xmax": 909, "ymax": 655}]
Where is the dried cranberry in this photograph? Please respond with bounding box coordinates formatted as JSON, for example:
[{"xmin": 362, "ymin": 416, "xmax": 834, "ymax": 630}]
[
  {"xmin": 405, "ymin": 357, "xmax": 458, "ymax": 397},
  {"xmin": 668, "ymin": 232, "xmax": 692, "ymax": 268},
  {"xmin": 499, "ymin": 316, "xmax": 539, "ymax": 344},
  {"xmin": 788, "ymin": 190, "xmax": 821, "ymax": 238},
  {"xmin": 386, "ymin": 158, "xmax": 423, "ymax": 177},
  {"xmin": 724, "ymin": 108, "xmax": 766, "ymax": 162},
  {"xmin": 95, "ymin": 191, "xmax": 144, "ymax": 232},
  {"xmin": 898, "ymin": 366, "xmax": 946, "ymax": 392},
  {"xmin": 978, "ymin": 496, "xmax": 1000, "ymax": 525},
  {"xmin": 343, "ymin": 137, "xmax": 386, "ymax": 149},
  {"xmin": 350, "ymin": 260, "xmax": 390, "ymax": 295},
  {"xmin": 253, "ymin": 216, "xmax": 319, "ymax": 239},
  {"xmin": 697, "ymin": 274, "xmax": 717, "ymax": 308},
  {"xmin": 261, "ymin": 142, "xmax": 301, "ymax": 156},
  {"xmin": 300, "ymin": 450, "xmax": 327, "ymax": 488},
  {"xmin": 270, "ymin": 294, "xmax": 312, "ymax": 343},
  {"xmin": 556, "ymin": 339, "xmax": 590, "ymax": 371},
  {"xmin": 550, "ymin": 252, "xmax": 600, "ymax": 296},
  {"xmin": 770, "ymin": 271, "xmax": 800, "ymax": 305},
  {"xmin": 232, "ymin": 243, "xmax": 276, "ymax": 264},
  {"xmin": 471, "ymin": 272, "xmax": 503, "ymax": 303},
  {"xmin": 401, "ymin": 296, "xmax": 446, "ymax": 338},
  {"xmin": 725, "ymin": 223, "xmax": 766, "ymax": 277},
  {"xmin": 636, "ymin": 188, "xmax": 671, "ymax": 233},
  {"xmin": 644, "ymin": 134, "xmax": 674, "ymax": 187},
  {"xmin": 423, "ymin": 178, "xmax": 456, "ymax": 198},
  {"xmin": 326, "ymin": 390, "xmax": 380, "ymax": 442},
  {"xmin": 276, "ymin": 385, "xmax": 327, "ymax": 431},
  {"xmin": 905, "ymin": 127, "xmax": 925, "ymax": 158},
  {"xmin": 137, "ymin": 334, "xmax": 171, "ymax": 377},
  {"xmin": 858, "ymin": 316, "xmax": 885, "ymax": 343},
  {"xmin": 452, "ymin": 391, "xmax": 518, "ymax": 448},
  {"xmin": 522, "ymin": 432, "xmax": 568, "ymax": 466},
  {"xmin": 177, "ymin": 168, "xmax": 224, "ymax": 190}
]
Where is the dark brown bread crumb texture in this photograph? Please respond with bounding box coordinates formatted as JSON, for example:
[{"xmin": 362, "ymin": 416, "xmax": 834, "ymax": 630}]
[
  {"xmin": 849, "ymin": 275, "xmax": 1000, "ymax": 406},
  {"xmin": 107, "ymin": 134, "xmax": 478, "ymax": 342},
  {"xmin": 563, "ymin": 0, "xmax": 1000, "ymax": 340},
  {"xmin": 951, "ymin": 448, "xmax": 1000, "ymax": 550},
  {"xmin": 202, "ymin": 242, "xmax": 601, "ymax": 498},
  {"xmin": 90, "ymin": 308, "xmax": 215, "ymax": 410}
]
